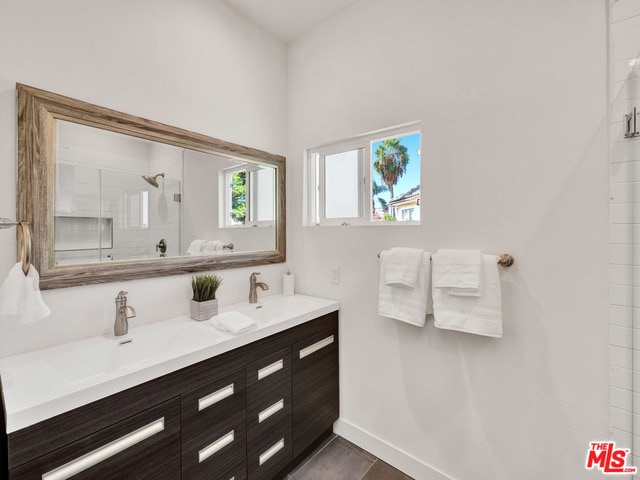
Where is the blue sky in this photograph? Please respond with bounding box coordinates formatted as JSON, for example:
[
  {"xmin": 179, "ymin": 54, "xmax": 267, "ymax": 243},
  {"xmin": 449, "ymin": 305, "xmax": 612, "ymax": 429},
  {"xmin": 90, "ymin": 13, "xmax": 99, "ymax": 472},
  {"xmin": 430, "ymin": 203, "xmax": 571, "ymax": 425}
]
[{"xmin": 371, "ymin": 132, "xmax": 421, "ymax": 206}]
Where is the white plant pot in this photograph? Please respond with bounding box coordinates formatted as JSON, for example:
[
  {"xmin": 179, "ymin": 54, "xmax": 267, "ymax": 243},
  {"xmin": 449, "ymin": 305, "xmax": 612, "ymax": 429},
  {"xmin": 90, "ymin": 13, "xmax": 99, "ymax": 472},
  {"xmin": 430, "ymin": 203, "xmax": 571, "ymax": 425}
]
[{"xmin": 190, "ymin": 298, "xmax": 218, "ymax": 321}]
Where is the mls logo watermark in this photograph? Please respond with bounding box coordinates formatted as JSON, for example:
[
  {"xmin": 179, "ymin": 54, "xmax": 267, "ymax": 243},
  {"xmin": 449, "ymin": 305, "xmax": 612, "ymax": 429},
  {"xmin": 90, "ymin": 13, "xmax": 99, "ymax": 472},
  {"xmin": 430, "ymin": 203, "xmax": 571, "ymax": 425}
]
[{"xmin": 585, "ymin": 442, "xmax": 637, "ymax": 474}]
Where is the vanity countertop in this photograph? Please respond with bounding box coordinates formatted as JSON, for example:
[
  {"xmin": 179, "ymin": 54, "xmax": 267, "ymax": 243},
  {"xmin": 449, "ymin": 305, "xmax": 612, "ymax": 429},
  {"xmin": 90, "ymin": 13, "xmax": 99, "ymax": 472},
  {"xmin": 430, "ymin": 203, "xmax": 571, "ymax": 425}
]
[{"xmin": 0, "ymin": 294, "xmax": 338, "ymax": 434}]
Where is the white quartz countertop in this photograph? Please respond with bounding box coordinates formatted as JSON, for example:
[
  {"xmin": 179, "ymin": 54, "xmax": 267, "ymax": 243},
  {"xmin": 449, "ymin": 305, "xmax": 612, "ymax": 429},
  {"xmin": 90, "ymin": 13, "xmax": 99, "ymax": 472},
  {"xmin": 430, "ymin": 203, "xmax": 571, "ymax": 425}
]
[{"xmin": 0, "ymin": 294, "xmax": 339, "ymax": 434}]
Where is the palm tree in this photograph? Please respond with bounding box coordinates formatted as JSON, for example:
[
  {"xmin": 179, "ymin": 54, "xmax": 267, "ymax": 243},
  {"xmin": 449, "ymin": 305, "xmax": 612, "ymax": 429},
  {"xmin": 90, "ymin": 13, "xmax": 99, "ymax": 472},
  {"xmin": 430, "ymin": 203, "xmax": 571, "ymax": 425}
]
[
  {"xmin": 372, "ymin": 180, "xmax": 389, "ymax": 216},
  {"xmin": 373, "ymin": 138, "xmax": 410, "ymax": 201}
]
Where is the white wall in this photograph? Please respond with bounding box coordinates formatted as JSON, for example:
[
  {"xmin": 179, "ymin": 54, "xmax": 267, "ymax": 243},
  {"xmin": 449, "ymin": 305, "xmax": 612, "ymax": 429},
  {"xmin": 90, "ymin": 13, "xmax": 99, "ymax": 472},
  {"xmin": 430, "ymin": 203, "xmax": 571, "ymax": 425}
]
[
  {"xmin": 288, "ymin": 1, "xmax": 609, "ymax": 479},
  {"xmin": 0, "ymin": 0, "xmax": 288, "ymax": 355},
  {"xmin": 609, "ymin": 0, "xmax": 640, "ymax": 476}
]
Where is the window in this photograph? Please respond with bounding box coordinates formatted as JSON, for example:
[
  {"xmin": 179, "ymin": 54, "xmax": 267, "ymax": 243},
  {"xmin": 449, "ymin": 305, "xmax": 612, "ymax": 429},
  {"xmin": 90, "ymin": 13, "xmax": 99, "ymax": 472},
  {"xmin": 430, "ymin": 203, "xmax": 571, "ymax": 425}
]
[
  {"xmin": 305, "ymin": 123, "xmax": 421, "ymax": 226},
  {"xmin": 221, "ymin": 165, "xmax": 275, "ymax": 228}
]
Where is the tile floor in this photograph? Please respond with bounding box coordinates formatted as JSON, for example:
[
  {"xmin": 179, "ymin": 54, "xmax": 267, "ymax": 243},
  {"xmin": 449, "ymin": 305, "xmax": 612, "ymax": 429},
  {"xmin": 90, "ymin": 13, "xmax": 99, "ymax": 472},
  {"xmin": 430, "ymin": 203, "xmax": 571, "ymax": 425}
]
[{"xmin": 286, "ymin": 435, "xmax": 414, "ymax": 480}]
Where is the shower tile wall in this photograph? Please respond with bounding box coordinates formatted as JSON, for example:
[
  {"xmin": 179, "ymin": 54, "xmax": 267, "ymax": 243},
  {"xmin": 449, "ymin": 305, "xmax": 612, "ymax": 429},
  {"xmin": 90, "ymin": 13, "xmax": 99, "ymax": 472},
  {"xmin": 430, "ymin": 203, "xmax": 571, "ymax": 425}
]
[
  {"xmin": 610, "ymin": 0, "xmax": 640, "ymax": 475},
  {"xmin": 55, "ymin": 151, "xmax": 182, "ymax": 264}
]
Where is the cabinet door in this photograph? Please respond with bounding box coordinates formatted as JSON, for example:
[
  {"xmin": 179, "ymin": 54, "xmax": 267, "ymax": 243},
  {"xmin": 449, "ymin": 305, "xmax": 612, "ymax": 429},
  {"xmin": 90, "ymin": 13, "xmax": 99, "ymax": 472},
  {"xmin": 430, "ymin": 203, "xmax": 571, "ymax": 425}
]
[
  {"xmin": 10, "ymin": 398, "xmax": 181, "ymax": 480},
  {"xmin": 292, "ymin": 327, "xmax": 339, "ymax": 458},
  {"xmin": 181, "ymin": 368, "xmax": 246, "ymax": 480}
]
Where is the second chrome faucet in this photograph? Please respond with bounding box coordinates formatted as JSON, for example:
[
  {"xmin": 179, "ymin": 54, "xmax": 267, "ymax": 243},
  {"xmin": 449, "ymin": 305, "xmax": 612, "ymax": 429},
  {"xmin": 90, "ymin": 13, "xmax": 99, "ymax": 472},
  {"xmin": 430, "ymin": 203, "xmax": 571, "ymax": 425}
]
[{"xmin": 249, "ymin": 272, "xmax": 269, "ymax": 303}]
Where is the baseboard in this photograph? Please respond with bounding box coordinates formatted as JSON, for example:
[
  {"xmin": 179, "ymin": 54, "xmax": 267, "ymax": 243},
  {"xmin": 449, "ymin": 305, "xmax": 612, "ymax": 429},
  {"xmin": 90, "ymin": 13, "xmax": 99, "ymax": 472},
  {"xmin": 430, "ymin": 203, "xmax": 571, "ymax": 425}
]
[{"xmin": 334, "ymin": 419, "xmax": 455, "ymax": 480}]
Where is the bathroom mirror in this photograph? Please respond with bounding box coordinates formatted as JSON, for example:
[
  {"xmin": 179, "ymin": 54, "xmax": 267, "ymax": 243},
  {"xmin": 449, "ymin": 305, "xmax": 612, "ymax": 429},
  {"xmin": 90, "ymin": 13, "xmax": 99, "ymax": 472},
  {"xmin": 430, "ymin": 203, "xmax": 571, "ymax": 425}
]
[{"xmin": 17, "ymin": 84, "xmax": 286, "ymax": 289}]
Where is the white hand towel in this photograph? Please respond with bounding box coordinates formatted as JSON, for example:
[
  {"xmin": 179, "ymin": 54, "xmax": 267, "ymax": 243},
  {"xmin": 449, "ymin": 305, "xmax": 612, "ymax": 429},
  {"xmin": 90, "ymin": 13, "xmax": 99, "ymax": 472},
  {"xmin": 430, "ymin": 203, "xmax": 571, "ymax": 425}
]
[
  {"xmin": 0, "ymin": 263, "xmax": 26, "ymax": 315},
  {"xmin": 210, "ymin": 311, "xmax": 257, "ymax": 335},
  {"xmin": 20, "ymin": 265, "xmax": 51, "ymax": 324},
  {"xmin": 384, "ymin": 247, "xmax": 424, "ymax": 289},
  {"xmin": 432, "ymin": 249, "xmax": 482, "ymax": 296},
  {"xmin": 186, "ymin": 239, "xmax": 205, "ymax": 255},
  {"xmin": 432, "ymin": 255, "xmax": 502, "ymax": 338},
  {"xmin": 378, "ymin": 250, "xmax": 432, "ymax": 326}
]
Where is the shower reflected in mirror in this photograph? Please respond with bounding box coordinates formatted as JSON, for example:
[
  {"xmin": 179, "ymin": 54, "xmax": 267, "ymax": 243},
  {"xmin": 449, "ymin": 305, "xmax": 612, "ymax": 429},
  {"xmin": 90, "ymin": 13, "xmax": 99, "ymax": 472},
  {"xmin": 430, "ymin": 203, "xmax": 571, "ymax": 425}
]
[{"xmin": 142, "ymin": 172, "xmax": 165, "ymax": 188}]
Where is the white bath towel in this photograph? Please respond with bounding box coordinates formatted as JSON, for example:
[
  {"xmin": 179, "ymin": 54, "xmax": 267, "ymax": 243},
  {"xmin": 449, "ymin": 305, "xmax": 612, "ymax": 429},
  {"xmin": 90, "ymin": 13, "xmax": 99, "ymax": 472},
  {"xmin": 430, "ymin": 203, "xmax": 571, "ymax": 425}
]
[
  {"xmin": 378, "ymin": 250, "xmax": 432, "ymax": 326},
  {"xmin": 432, "ymin": 255, "xmax": 502, "ymax": 338},
  {"xmin": 0, "ymin": 263, "xmax": 26, "ymax": 315},
  {"xmin": 432, "ymin": 249, "xmax": 483, "ymax": 296},
  {"xmin": 384, "ymin": 247, "xmax": 424, "ymax": 289},
  {"xmin": 20, "ymin": 265, "xmax": 51, "ymax": 324},
  {"xmin": 210, "ymin": 311, "xmax": 257, "ymax": 335},
  {"xmin": 186, "ymin": 239, "xmax": 205, "ymax": 255}
]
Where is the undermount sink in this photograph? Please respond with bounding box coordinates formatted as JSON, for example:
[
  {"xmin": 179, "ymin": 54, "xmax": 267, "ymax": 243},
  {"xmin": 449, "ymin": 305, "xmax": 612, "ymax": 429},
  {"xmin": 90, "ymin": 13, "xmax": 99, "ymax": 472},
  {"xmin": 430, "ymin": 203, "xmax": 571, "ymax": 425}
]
[{"xmin": 46, "ymin": 322, "xmax": 220, "ymax": 383}]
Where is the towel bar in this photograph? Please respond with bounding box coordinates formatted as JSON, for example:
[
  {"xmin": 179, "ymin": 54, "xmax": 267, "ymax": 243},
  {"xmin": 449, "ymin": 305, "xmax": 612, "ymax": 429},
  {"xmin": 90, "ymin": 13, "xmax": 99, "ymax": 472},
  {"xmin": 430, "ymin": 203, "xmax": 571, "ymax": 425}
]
[
  {"xmin": 377, "ymin": 251, "xmax": 514, "ymax": 267},
  {"xmin": 1, "ymin": 218, "xmax": 32, "ymax": 274}
]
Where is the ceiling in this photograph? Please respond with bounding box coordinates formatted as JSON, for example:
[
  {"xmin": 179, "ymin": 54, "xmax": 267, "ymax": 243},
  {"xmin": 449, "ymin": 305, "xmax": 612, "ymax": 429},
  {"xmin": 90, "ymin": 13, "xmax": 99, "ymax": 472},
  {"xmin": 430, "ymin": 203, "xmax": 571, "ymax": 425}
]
[{"xmin": 222, "ymin": 0, "xmax": 361, "ymax": 42}]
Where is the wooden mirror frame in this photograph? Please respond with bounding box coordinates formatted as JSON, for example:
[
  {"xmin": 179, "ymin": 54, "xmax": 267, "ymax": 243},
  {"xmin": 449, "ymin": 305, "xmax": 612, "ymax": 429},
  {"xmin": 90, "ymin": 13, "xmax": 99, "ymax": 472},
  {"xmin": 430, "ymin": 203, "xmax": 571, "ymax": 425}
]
[{"xmin": 17, "ymin": 84, "xmax": 286, "ymax": 289}]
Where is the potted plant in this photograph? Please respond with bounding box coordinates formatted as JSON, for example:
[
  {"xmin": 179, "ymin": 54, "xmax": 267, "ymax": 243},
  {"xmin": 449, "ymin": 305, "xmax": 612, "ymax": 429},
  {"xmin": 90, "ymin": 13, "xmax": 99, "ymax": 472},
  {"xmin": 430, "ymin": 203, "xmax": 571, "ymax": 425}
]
[{"xmin": 190, "ymin": 273, "xmax": 223, "ymax": 321}]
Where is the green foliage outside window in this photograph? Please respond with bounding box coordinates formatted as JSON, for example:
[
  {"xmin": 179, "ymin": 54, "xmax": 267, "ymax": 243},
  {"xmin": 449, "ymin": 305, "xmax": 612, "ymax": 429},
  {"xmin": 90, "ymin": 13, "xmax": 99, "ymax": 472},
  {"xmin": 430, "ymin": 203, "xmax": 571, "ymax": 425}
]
[{"xmin": 231, "ymin": 171, "xmax": 246, "ymax": 224}]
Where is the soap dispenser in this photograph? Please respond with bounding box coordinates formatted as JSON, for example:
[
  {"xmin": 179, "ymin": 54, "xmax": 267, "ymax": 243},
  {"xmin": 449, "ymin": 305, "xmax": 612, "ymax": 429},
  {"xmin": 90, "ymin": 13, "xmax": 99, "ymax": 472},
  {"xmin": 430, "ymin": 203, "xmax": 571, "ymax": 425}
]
[{"xmin": 283, "ymin": 269, "xmax": 295, "ymax": 296}]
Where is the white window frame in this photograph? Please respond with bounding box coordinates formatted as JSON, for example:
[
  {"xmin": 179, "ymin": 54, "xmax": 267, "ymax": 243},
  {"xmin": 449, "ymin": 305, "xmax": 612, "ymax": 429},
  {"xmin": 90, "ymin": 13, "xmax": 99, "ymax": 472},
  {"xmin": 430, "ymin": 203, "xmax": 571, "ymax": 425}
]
[
  {"xmin": 220, "ymin": 165, "xmax": 275, "ymax": 229},
  {"xmin": 304, "ymin": 122, "xmax": 421, "ymax": 226}
]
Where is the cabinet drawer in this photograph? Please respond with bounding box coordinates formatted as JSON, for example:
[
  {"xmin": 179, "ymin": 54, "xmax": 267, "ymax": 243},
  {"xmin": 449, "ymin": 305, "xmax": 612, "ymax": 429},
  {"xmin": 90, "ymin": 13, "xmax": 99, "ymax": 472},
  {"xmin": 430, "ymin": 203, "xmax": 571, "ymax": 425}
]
[
  {"xmin": 10, "ymin": 398, "xmax": 181, "ymax": 480},
  {"xmin": 246, "ymin": 348, "xmax": 291, "ymax": 405},
  {"xmin": 247, "ymin": 416, "xmax": 292, "ymax": 480},
  {"xmin": 181, "ymin": 369, "xmax": 246, "ymax": 480},
  {"xmin": 247, "ymin": 391, "xmax": 292, "ymax": 443},
  {"xmin": 181, "ymin": 369, "xmax": 246, "ymax": 441}
]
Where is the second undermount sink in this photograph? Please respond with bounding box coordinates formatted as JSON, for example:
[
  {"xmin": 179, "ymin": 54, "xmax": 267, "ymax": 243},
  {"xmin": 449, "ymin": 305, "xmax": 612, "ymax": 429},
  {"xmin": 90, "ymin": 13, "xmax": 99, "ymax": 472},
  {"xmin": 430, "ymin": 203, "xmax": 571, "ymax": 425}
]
[{"xmin": 45, "ymin": 322, "xmax": 220, "ymax": 383}]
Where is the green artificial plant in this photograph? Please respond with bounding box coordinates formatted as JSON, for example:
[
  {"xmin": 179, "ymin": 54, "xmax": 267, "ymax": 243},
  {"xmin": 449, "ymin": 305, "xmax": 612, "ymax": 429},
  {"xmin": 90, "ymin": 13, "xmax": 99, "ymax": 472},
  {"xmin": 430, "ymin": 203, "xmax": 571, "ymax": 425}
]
[{"xmin": 191, "ymin": 273, "xmax": 223, "ymax": 302}]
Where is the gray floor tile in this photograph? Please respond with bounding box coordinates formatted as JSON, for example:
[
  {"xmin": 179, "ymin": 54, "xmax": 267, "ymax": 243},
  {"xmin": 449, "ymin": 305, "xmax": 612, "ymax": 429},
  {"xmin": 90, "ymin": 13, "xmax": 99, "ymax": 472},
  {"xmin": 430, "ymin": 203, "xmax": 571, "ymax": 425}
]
[
  {"xmin": 362, "ymin": 460, "xmax": 414, "ymax": 480},
  {"xmin": 290, "ymin": 436, "xmax": 376, "ymax": 480}
]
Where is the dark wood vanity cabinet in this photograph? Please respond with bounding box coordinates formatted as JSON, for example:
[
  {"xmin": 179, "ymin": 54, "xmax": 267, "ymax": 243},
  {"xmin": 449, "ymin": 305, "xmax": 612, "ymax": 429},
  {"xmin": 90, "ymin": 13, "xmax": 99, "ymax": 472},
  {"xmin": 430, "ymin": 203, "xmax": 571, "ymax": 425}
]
[{"xmin": 1, "ymin": 311, "xmax": 339, "ymax": 480}]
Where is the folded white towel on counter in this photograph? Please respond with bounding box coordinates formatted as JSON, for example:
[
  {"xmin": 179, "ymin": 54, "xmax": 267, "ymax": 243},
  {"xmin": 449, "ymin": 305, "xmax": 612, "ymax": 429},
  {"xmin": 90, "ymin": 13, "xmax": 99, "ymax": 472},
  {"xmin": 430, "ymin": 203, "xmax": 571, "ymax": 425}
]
[
  {"xmin": 186, "ymin": 239, "xmax": 205, "ymax": 255},
  {"xmin": 378, "ymin": 250, "xmax": 432, "ymax": 327},
  {"xmin": 432, "ymin": 255, "xmax": 502, "ymax": 338},
  {"xmin": 432, "ymin": 249, "xmax": 483, "ymax": 296},
  {"xmin": 210, "ymin": 311, "xmax": 257, "ymax": 335},
  {"xmin": 20, "ymin": 265, "xmax": 51, "ymax": 324},
  {"xmin": 384, "ymin": 247, "xmax": 424, "ymax": 289}
]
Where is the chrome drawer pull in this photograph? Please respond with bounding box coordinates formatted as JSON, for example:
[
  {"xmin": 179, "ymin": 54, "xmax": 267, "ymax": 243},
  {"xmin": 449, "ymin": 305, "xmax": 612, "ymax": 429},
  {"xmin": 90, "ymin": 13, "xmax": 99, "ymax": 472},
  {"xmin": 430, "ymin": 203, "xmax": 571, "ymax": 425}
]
[
  {"xmin": 259, "ymin": 438, "xmax": 285, "ymax": 466},
  {"xmin": 258, "ymin": 359, "xmax": 283, "ymax": 380},
  {"xmin": 42, "ymin": 418, "xmax": 165, "ymax": 480},
  {"xmin": 198, "ymin": 383, "xmax": 234, "ymax": 411},
  {"xmin": 258, "ymin": 399, "xmax": 284, "ymax": 423},
  {"xmin": 299, "ymin": 335, "xmax": 334, "ymax": 359},
  {"xmin": 199, "ymin": 430, "xmax": 235, "ymax": 463}
]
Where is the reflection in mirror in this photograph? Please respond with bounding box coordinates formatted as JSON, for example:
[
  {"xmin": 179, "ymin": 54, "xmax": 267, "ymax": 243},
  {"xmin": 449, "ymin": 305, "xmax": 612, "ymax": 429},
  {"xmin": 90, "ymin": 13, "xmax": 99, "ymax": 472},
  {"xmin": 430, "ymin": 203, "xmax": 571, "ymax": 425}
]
[
  {"xmin": 17, "ymin": 84, "xmax": 285, "ymax": 289},
  {"xmin": 53, "ymin": 121, "xmax": 276, "ymax": 266}
]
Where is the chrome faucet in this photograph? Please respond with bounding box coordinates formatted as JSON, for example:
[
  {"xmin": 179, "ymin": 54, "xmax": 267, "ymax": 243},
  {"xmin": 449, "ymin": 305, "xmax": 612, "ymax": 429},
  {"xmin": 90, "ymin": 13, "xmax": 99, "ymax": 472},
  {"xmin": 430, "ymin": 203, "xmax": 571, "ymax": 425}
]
[
  {"xmin": 249, "ymin": 272, "xmax": 269, "ymax": 304},
  {"xmin": 114, "ymin": 291, "xmax": 136, "ymax": 336}
]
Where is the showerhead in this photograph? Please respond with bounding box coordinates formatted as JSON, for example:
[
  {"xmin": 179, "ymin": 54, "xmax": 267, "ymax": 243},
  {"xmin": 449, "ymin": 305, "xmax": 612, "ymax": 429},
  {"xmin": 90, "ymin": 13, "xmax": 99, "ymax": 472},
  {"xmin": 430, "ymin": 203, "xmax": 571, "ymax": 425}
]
[{"xmin": 142, "ymin": 172, "xmax": 165, "ymax": 188}]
